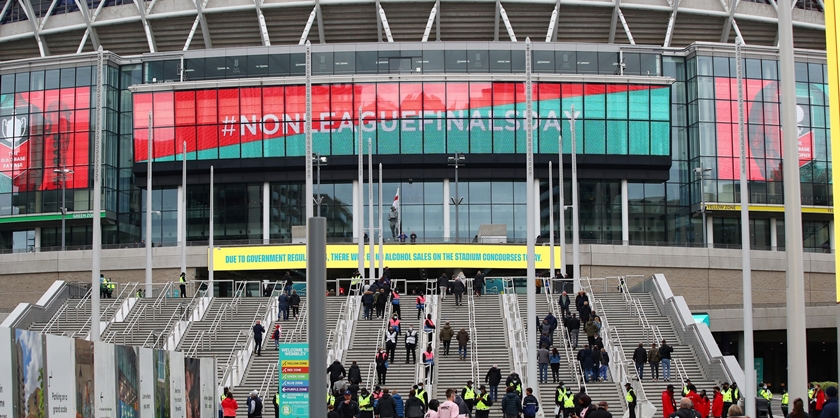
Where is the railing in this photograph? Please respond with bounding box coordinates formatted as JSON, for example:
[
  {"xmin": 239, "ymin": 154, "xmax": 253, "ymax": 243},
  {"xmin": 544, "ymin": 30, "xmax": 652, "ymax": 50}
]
[
  {"xmin": 106, "ymin": 304, "xmax": 148, "ymax": 345},
  {"xmin": 328, "ymin": 278, "xmax": 361, "ymax": 364},
  {"xmin": 218, "ymin": 330, "xmax": 252, "ymax": 390},
  {"xmin": 142, "ymin": 328, "xmax": 166, "ymax": 349},
  {"xmin": 42, "ymin": 304, "xmax": 68, "ymax": 334},
  {"xmin": 543, "ymin": 282, "xmax": 586, "ymax": 391},
  {"xmin": 259, "ymin": 362, "xmax": 278, "ymax": 398},
  {"xmin": 672, "ymin": 358, "xmax": 690, "ymax": 385},
  {"xmin": 631, "ymin": 298, "xmax": 663, "ymax": 345},
  {"xmin": 364, "ymin": 299, "xmax": 393, "ymax": 391},
  {"xmin": 150, "ymin": 282, "xmax": 173, "ymax": 317},
  {"xmin": 208, "ymin": 302, "xmax": 231, "ymax": 338},
  {"xmin": 418, "ymin": 277, "xmax": 439, "ymax": 388},
  {"xmin": 501, "ymin": 278, "xmax": 529, "ymax": 389},
  {"xmin": 185, "ymin": 330, "xmax": 208, "ymax": 358},
  {"xmin": 284, "ymin": 300, "xmax": 308, "ymax": 343},
  {"xmin": 465, "ymin": 278, "xmax": 480, "ymax": 385}
]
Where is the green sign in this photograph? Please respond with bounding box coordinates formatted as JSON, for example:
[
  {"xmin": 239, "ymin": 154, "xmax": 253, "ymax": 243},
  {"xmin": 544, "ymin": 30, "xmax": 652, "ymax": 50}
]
[
  {"xmin": 0, "ymin": 211, "xmax": 105, "ymax": 224},
  {"xmin": 754, "ymin": 358, "xmax": 764, "ymax": 387},
  {"xmin": 692, "ymin": 314, "xmax": 710, "ymax": 327},
  {"xmin": 278, "ymin": 343, "xmax": 309, "ymax": 418}
]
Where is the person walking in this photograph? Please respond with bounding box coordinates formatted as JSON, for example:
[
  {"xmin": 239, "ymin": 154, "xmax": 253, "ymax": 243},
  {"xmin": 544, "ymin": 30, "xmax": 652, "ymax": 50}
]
[
  {"xmin": 575, "ymin": 291, "xmax": 589, "ymax": 315},
  {"xmin": 385, "ymin": 326, "xmax": 398, "ymax": 361},
  {"xmin": 598, "ymin": 347, "xmax": 610, "ymax": 382},
  {"xmin": 405, "ymin": 391, "xmax": 425, "ymax": 418},
  {"xmin": 781, "ymin": 389, "xmax": 789, "ymax": 418},
  {"xmin": 588, "ymin": 402, "xmax": 613, "ymax": 418},
  {"xmin": 178, "ymin": 272, "xmax": 187, "ymax": 298},
  {"xmin": 327, "ymin": 360, "xmax": 346, "ymax": 390},
  {"xmin": 438, "ymin": 389, "xmax": 460, "ymax": 418},
  {"xmin": 584, "ymin": 318, "xmax": 598, "ymax": 347},
  {"xmin": 282, "ymin": 272, "xmax": 293, "ymax": 295},
  {"xmin": 271, "ymin": 325, "xmax": 281, "ymax": 350},
  {"xmin": 474, "ymin": 271, "xmax": 485, "ymax": 296},
  {"xmin": 662, "ymin": 385, "xmax": 677, "ymax": 418},
  {"xmin": 648, "ymin": 342, "xmax": 661, "ymax": 381},
  {"xmin": 579, "ymin": 301, "xmax": 592, "ymax": 324},
  {"xmin": 247, "ymin": 391, "xmax": 263, "ymax": 418},
  {"xmin": 289, "ymin": 290, "xmax": 301, "ymax": 319},
  {"xmin": 389, "ymin": 314, "xmax": 401, "ymax": 335},
  {"xmin": 336, "ymin": 391, "xmax": 359, "ymax": 418},
  {"xmin": 461, "ymin": 380, "xmax": 477, "ymax": 414},
  {"xmin": 391, "ymin": 290, "xmax": 402, "ymax": 320},
  {"xmin": 558, "ymin": 292, "xmax": 572, "ymax": 317},
  {"xmin": 437, "ymin": 274, "xmax": 449, "ymax": 300},
  {"xmin": 375, "ymin": 349, "xmax": 388, "ymax": 385},
  {"xmin": 566, "ymin": 314, "xmax": 580, "ymax": 348},
  {"xmin": 711, "ymin": 387, "xmax": 723, "ymax": 418},
  {"xmin": 632, "ymin": 343, "xmax": 646, "ymax": 381},
  {"xmin": 538, "ymin": 345, "xmax": 550, "ymax": 384},
  {"xmin": 375, "ymin": 288, "xmax": 388, "ymax": 319},
  {"xmin": 456, "ymin": 328, "xmax": 470, "ymax": 360},
  {"xmin": 578, "ymin": 345, "xmax": 595, "ymax": 383},
  {"xmin": 659, "ymin": 340, "xmax": 674, "ymax": 381},
  {"xmin": 376, "ymin": 388, "xmax": 398, "ymax": 418},
  {"xmin": 222, "ymin": 392, "xmax": 238, "ymax": 418},
  {"xmin": 278, "ymin": 292, "xmax": 290, "ymax": 321},
  {"xmin": 359, "ymin": 388, "xmax": 374, "ymax": 418},
  {"xmin": 416, "ymin": 292, "xmax": 426, "ymax": 320},
  {"xmin": 405, "ymin": 325, "xmax": 418, "ymax": 364},
  {"xmin": 485, "ymin": 365, "xmax": 502, "ymax": 401},
  {"xmin": 348, "ymin": 361, "xmax": 362, "ymax": 385},
  {"xmin": 362, "ymin": 290, "xmax": 375, "ymax": 320},
  {"xmin": 759, "ymin": 383, "xmax": 774, "ymax": 418},
  {"xmin": 252, "ymin": 320, "xmax": 265, "ymax": 356},
  {"xmin": 820, "ymin": 387, "xmax": 837, "ymax": 418},
  {"xmin": 549, "ymin": 348, "xmax": 562, "ymax": 384},
  {"xmin": 501, "ymin": 387, "xmax": 522, "ymax": 418},
  {"xmin": 439, "ymin": 322, "xmax": 454, "ymax": 356},
  {"xmin": 422, "ymin": 346, "xmax": 435, "ymax": 380},
  {"xmin": 392, "ymin": 391, "xmax": 404, "ymax": 418},
  {"xmin": 451, "ymin": 276, "xmax": 465, "ymax": 306},
  {"xmin": 522, "ymin": 388, "xmax": 540, "ymax": 418},
  {"xmin": 423, "ymin": 314, "xmax": 436, "ymax": 341},
  {"xmin": 624, "ymin": 384, "xmax": 637, "ymax": 418}
]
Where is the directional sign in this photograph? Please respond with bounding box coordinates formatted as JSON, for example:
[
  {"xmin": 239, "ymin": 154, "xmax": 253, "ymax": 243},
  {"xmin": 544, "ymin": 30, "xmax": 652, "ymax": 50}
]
[{"xmin": 278, "ymin": 343, "xmax": 309, "ymax": 418}]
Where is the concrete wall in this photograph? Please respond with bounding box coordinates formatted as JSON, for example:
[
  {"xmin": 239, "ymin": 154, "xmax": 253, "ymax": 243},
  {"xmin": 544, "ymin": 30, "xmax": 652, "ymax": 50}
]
[{"xmin": 0, "ymin": 244, "xmax": 835, "ymax": 321}]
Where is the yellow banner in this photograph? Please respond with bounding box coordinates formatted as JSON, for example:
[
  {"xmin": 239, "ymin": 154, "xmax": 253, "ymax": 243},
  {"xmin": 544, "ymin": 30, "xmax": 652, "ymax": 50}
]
[
  {"xmin": 210, "ymin": 244, "xmax": 563, "ymax": 271},
  {"xmin": 703, "ymin": 204, "xmax": 832, "ymax": 214},
  {"xmin": 827, "ymin": 0, "xmax": 840, "ymax": 303}
]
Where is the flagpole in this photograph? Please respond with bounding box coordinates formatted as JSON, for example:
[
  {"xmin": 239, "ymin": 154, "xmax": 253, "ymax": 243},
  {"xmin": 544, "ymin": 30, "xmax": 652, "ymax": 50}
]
[{"xmin": 397, "ymin": 188, "xmax": 401, "ymax": 238}]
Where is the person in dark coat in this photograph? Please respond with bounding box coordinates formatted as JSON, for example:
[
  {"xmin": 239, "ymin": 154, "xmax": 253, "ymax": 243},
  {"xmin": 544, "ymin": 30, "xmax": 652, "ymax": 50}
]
[
  {"xmin": 566, "ymin": 314, "xmax": 581, "ymax": 348},
  {"xmin": 252, "ymin": 321, "xmax": 265, "ymax": 356},
  {"xmin": 632, "ymin": 343, "xmax": 647, "ymax": 381},
  {"xmin": 451, "ymin": 277, "xmax": 466, "ymax": 306},
  {"xmin": 374, "ymin": 288, "xmax": 388, "ymax": 319},
  {"xmin": 545, "ymin": 313, "xmax": 558, "ymax": 340},
  {"xmin": 501, "ymin": 386, "xmax": 522, "ymax": 418},
  {"xmin": 328, "ymin": 360, "xmax": 346, "ymax": 389},
  {"xmin": 247, "ymin": 391, "xmax": 263, "ymax": 418},
  {"xmin": 404, "ymin": 390, "xmax": 426, "ymax": 418},
  {"xmin": 348, "ymin": 361, "xmax": 362, "ymax": 384},
  {"xmin": 282, "ymin": 272, "xmax": 293, "ymax": 295},
  {"xmin": 578, "ymin": 345, "xmax": 595, "ymax": 383},
  {"xmin": 362, "ymin": 291, "xmax": 375, "ymax": 320},
  {"xmin": 579, "ymin": 301, "xmax": 592, "ymax": 323},
  {"xmin": 558, "ymin": 292, "xmax": 572, "ymax": 317},
  {"xmin": 473, "ymin": 271, "xmax": 485, "ymax": 296},
  {"xmin": 821, "ymin": 386, "xmax": 839, "ymax": 418},
  {"xmin": 277, "ymin": 293, "xmax": 289, "ymax": 321},
  {"xmin": 335, "ymin": 391, "xmax": 359, "ymax": 418},
  {"xmin": 289, "ymin": 290, "xmax": 301, "ymax": 319},
  {"xmin": 485, "ymin": 365, "xmax": 503, "ymax": 401},
  {"xmin": 374, "ymin": 389, "xmax": 398, "ymax": 418},
  {"xmin": 437, "ymin": 273, "xmax": 449, "ymax": 299},
  {"xmin": 575, "ymin": 291, "xmax": 589, "ymax": 314}
]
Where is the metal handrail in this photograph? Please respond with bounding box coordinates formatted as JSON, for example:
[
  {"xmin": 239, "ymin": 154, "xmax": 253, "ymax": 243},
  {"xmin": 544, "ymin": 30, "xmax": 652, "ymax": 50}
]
[
  {"xmin": 42, "ymin": 303, "xmax": 68, "ymax": 334},
  {"xmin": 117, "ymin": 304, "xmax": 148, "ymax": 344},
  {"xmin": 141, "ymin": 329, "xmax": 163, "ymax": 348},
  {"xmin": 465, "ymin": 278, "xmax": 480, "ymax": 385},
  {"xmin": 501, "ymin": 278, "xmax": 529, "ymax": 389},
  {"xmin": 151, "ymin": 282, "xmax": 173, "ymax": 318},
  {"xmin": 259, "ymin": 362, "xmax": 278, "ymax": 397},
  {"xmin": 672, "ymin": 358, "xmax": 689, "ymax": 384},
  {"xmin": 365, "ymin": 298, "xmax": 393, "ymax": 391},
  {"xmin": 208, "ymin": 302, "xmax": 231, "ymax": 338},
  {"xmin": 72, "ymin": 302, "xmax": 118, "ymax": 339},
  {"xmin": 185, "ymin": 329, "xmax": 207, "ymax": 357},
  {"xmin": 218, "ymin": 329, "xmax": 251, "ymax": 388},
  {"xmin": 544, "ymin": 283, "xmax": 586, "ymax": 390},
  {"xmin": 75, "ymin": 287, "xmax": 92, "ymax": 310}
]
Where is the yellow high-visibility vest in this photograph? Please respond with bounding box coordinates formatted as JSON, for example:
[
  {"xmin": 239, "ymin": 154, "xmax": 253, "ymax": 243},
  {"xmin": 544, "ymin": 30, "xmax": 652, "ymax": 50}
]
[
  {"xmin": 359, "ymin": 394, "xmax": 373, "ymax": 411},
  {"xmin": 416, "ymin": 390, "xmax": 427, "ymax": 405},
  {"xmin": 722, "ymin": 389, "xmax": 733, "ymax": 402},
  {"xmin": 782, "ymin": 393, "xmax": 789, "ymax": 406},
  {"xmin": 475, "ymin": 396, "xmax": 490, "ymax": 411},
  {"xmin": 563, "ymin": 393, "xmax": 575, "ymax": 408},
  {"xmin": 626, "ymin": 389, "xmax": 636, "ymax": 403},
  {"xmin": 463, "ymin": 387, "xmax": 475, "ymax": 400}
]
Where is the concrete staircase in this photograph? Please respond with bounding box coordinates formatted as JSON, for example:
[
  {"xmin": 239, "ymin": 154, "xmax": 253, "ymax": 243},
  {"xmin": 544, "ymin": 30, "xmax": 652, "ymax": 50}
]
[
  {"xmin": 596, "ymin": 292, "xmax": 716, "ymax": 413},
  {"xmin": 520, "ymin": 293, "xmax": 625, "ymax": 413},
  {"xmin": 435, "ymin": 293, "xmax": 511, "ymax": 400},
  {"xmin": 103, "ymin": 297, "xmax": 194, "ymax": 348},
  {"xmin": 29, "ymin": 294, "xmax": 131, "ymax": 339}
]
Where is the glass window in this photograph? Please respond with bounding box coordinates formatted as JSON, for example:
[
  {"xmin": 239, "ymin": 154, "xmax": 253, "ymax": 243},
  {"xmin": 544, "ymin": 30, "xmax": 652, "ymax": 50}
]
[
  {"xmin": 489, "ymin": 49, "xmax": 512, "ymax": 73},
  {"xmin": 184, "ymin": 58, "xmax": 206, "ymax": 81},
  {"xmin": 268, "ymin": 54, "xmax": 291, "ymax": 76},
  {"xmin": 697, "ymin": 56, "xmax": 713, "ymax": 76},
  {"xmin": 333, "ymin": 51, "xmax": 355, "ymax": 75},
  {"xmin": 598, "ymin": 52, "xmax": 618, "ymax": 74},
  {"xmin": 468, "ymin": 49, "xmax": 489, "ymax": 73},
  {"xmin": 745, "ymin": 58, "xmax": 762, "ymax": 79},
  {"xmin": 60, "ymin": 67, "xmax": 76, "ymax": 88},
  {"xmin": 762, "ymin": 59, "xmax": 778, "ymax": 80},
  {"xmin": 226, "ymin": 56, "xmax": 247, "ymax": 78},
  {"xmin": 556, "ymin": 51, "xmax": 576, "ymax": 74},
  {"xmin": 30, "ymin": 71, "xmax": 45, "ymax": 90},
  {"xmin": 14, "ymin": 72, "xmax": 29, "ymax": 92},
  {"xmin": 511, "ymin": 49, "xmax": 526, "ymax": 73},
  {"xmin": 808, "ymin": 63, "xmax": 824, "ymax": 84},
  {"xmin": 355, "ymin": 51, "xmax": 378, "ymax": 74},
  {"xmin": 444, "ymin": 50, "xmax": 467, "ymax": 73},
  {"xmin": 640, "ymin": 54, "xmax": 659, "ymax": 76},
  {"xmin": 423, "ymin": 50, "xmax": 444, "ymax": 73},
  {"xmin": 45, "ymin": 69, "xmax": 60, "ymax": 89},
  {"xmin": 247, "ymin": 55, "xmax": 269, "ymax": 78},
  {"xmin": 312, "ymin": 52, "xmax": 333, "ymax": 75},
  {"xmin": 290, "ymin": 53, "xmax": 306, "ymax": 76},
  {"xmin": 576, "ymin": 51, "xmax": 597, "ymax": 74},
  {"xmin": 467, "ymin": 182, "xmax": 491, "ymax": 204},
  {"xmin": 623, "ymin": 53, "xmax": 641, "ymax": 76},
  {"xmin": 533, "ymin": 50, "xmax": 554, "ymax": 73},
  {"xmin": 713, "ymin": 56, "xmax": 730, "ymax": 77},
  {"xmin": 491, "ymin": 182, "xmax": 513, "ymax": 204}
]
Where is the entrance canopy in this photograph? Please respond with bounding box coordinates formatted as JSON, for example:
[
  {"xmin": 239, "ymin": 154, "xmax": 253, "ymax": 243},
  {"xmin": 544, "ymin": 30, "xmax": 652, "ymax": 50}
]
[{"xmin": 210, "ymin": 243, "xmax": 562, "ymax": 271}]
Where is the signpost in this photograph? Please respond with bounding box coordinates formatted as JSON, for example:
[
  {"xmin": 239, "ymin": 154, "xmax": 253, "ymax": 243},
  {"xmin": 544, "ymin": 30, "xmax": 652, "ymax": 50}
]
[{"xmin": 278, "ymin": 343, "xmax": 310, "ymax": 418}]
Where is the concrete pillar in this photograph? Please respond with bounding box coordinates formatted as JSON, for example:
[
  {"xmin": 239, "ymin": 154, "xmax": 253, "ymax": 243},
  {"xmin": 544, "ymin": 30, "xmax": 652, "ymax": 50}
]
[
  {"xmin": 34, "ymin": 227, "xmax": 41, "ymax": 249},
  {"xmin": 621, "ymin": 180, "xmax": 629, "ymax": 245},
  {"xmin": 706, "ymin": 215, "xmax": 714, "ymax": 247},
  {"xmin": 177, "ymin": 185, "xmax": 184, "ymax": 245},
  {"xmin": 353, "ymin": 180, "xmax": 360, "ymax": 242},
  {"xmin": 443, "ymin": 179, "xmax": 451, "ymax": 241},
  {"xmin": 830, "ymin": 220, "xmax": 835, "ymax": 252},
  {"xmin": 263, "ymin": 182, "xmax": 270, "ymax": 244},
  {"xmin": 770, "ymin": 217, "xmax": 778, "ymax": 251}
]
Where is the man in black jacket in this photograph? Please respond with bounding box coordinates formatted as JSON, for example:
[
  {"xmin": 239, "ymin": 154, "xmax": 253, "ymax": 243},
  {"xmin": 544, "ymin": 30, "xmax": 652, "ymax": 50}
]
[
  {"xmin": 558, "ymin": 292, "xmax": 572, "ymax": 317},
  {"xmin": 348, "ymin": 361, "xmax": 362, "ymax": 385},
  {"xmin": 252, "ymin": 321, "xmax": 266, "ymax": 356},
  {"xmin": 327, "ymin": 360, "xmax": 346, "ymax": 389},
  {"xmin": 565, "ymin": 314, "xmax": 580, "ymax": 348},
  {"xmin": 374, "ymin": 389, "xmax": 398, "ymax": 418},
  {"xmin": 668, "ymin": 398, "xmax": 701, "ymax": 418},
  {"xmin": 473, "ymin": 271, "xmax": 485, "ymax": 296},
  {"xmin": 632, "ymin": 343, "xmax": 647, "ymax": 381},
  {"xmin": 659, "ymin": 340, "xmax": 674, "ymax": 382},
  {"xmin": 336, "ymin": 391, "xmax": 360, "ymax": 418},
  {"xmin": 247, "ymin": 391, "xmax": 263, "ymax": 418},
  {"xmin": 437, "ymin": 274, "xmax": 449, "ymax": 299},
  {"xmin": 485, "ymin": 364, "xmax": 502, "ymax": 401},
  {"xmin": 451, "ymin": 277, "xmax": 466, "ymax": 306}
]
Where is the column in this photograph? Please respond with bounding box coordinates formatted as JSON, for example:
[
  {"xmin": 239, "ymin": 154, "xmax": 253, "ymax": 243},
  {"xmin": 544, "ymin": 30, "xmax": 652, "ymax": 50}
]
[
  {"xmin": 263, "ymin": 182, "xmax": 270, "ymax": 244},
  {"xmin": 830, "ymin": 220, "xmax": 835, "ymax": 252},
  {"xmin": 706, "ymin": 215, "xmax": 714, "ymax": 248},
  {"xmin": 621, "ymin": 180, "xmax": 629, "ymax": 245},
  {"xmin": 770, "ymin": 217, "xmax": 778, "ymax": 251},
  {"xmin": 177, "ymin": 185, "xmax": 184, "ymax": 245},
  {"xmin": 352, "ymin": 180, "xmax": 360, "ymax": 243},
  {"xmin": 34, "ymin": 227, "xmax": 41, "ymax": 249},
  {"xmin": 443, "ymin": 179, "xmax": 451, "ymax": 242},
  {"xmin": 533, "ymin": 179, "xmax": 541, "ymax": 239}
]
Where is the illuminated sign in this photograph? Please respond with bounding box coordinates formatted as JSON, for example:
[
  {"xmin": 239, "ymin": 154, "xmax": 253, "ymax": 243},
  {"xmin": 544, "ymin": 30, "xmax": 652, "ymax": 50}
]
[
  {"xmin": 703, "ymin": 204, "xmax": 832, "ymax": 214},
  {"xmin": 0, "ymin": 87, "xmax": 91, "ymax": 193},
  {"xmin": 210, "ymin": 244, "xmax": 563, "ymax": 271},
  {"xmin": 133, "ymin": 82, "xmax": 670, "ymax": 161}
]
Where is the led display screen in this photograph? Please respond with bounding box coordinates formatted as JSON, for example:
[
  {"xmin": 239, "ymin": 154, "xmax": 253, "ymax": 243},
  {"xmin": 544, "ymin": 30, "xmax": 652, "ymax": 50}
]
[
  {"xmin": 133, "ymin": 82, "xmax": 670, "ymax": 161},
  {"xmin": 715, "ymin": 78, "xmax": 829, "ymax": 181},
  {"xmin": 0, "ymin": 87, "xmax": 91, "ymax": 192}
]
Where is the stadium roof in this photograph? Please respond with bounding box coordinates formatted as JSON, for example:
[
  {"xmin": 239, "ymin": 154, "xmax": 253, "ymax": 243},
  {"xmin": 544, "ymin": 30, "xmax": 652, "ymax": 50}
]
[{"xmin": 0, "ymin": 0, "xmax": 827, "ymax": 62}]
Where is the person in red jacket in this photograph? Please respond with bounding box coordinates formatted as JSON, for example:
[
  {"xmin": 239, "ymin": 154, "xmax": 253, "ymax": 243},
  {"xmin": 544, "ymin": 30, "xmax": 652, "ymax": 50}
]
[
  {"xmin": 662, "ymin": 385, "xmax": 677, "ymax": 418},
  {"xmin": 695, "ymin": 390, "xmax": 711, "ymax": 418},
  {"xmin": 686, "ymin": 385, "xmax": 702, "ymax": 409},
  {"xmin": 815, "ymin": 384, "xmax": 826, "ymax": 418},
  {"xmin": 712, "ymin": 386, "xmax": 724, "ymax": 418},
  {"xmin": 222, "ymin": 392, "xmax": 238, "ymax": 418}
]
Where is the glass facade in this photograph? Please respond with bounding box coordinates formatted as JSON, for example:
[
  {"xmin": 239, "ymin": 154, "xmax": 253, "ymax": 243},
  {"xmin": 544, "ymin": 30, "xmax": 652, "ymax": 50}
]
[{"xmin": 0, "ymin": 43, "xmax": 833, "ymax": 252}]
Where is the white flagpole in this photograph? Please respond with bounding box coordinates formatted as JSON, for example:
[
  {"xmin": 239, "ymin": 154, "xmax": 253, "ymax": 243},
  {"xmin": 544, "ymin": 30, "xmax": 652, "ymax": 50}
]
[{"xmin": 397, "ymin": 188, "xmax": 401, "ymax": 238}]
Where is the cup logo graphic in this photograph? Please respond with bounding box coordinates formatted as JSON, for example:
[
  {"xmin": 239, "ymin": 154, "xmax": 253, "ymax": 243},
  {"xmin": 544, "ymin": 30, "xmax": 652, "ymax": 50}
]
[{"xmin": 1, "ymin": 115, "xmax": 27, "ymax": 147}]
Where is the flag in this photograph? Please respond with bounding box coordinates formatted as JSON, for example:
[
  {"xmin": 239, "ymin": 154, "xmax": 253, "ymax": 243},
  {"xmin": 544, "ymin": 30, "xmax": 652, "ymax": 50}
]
[{"xmin": 392, "ymin": 188, "xmax": 400, "ymax": 210}]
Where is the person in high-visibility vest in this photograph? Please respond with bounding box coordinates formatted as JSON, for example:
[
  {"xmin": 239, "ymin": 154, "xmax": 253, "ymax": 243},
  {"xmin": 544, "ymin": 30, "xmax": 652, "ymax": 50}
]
[
  {"xmin": 461, "ymin": 380, "xmax": 476, "ymax": 414},
  {"xmin": 683, "ymin": 379, "xmax": 692, "ymax": 397},
  {"xmin": 562, "ymin": 387, "xmax": 575, "ymax": 418},
  {"xmin": 758, "ymin": 383, "xmax": 774, "ymax": 418},
  {"xmin": 721, "ymin": 383, "xmax": 734, "ymax": 418},
  {"xmin": 358, "ymin": 388, "xmax": 374, "ymax": 418},
  {"xmin": 625, "ymin": 383, "xmax": 637, "ymax": 418},
  {"xmin": 474, "ymin": 386, "xmax": 492, "ymax": 418},
  {"xmin": 179, "ymin": 272, "xmax": 187, "ymax": 298},
  {"xmin": 272, "ymin": 392, "xmax": 279, "ymax": 418},
  {"xmin": 781, "ymin": 388, "xmax": 789, "ymax": 418},
  {"xmin": 555, "ymin": 383, "xmax": 567, "ymax": 418}
]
